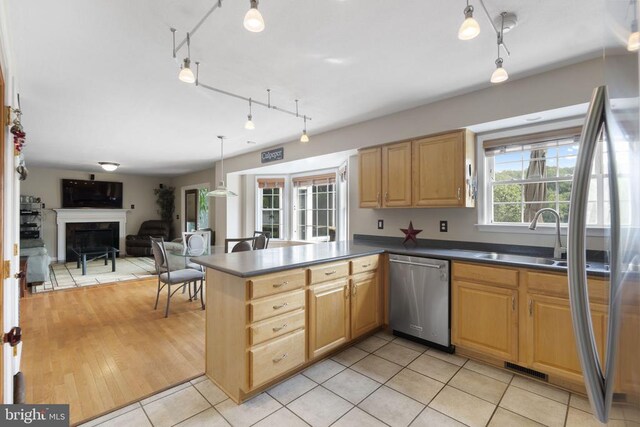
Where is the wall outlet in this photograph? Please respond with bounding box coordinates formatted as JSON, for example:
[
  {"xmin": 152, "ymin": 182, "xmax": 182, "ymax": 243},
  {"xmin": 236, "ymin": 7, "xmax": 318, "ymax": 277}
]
[
  {"xmin": 130, "ymin": 204, "xmax": 135, "ymax": 209},
  {"xmin": 42, "ymin": 203, "xmax": 45, "ymax": 209},
  {"xmin": 176, "ymin": 214, "xmax": 179, "ymax": 220},
  {"xmin": 440, "ymin": 220, "xmax": 448, "ymax": 232},
  {"xmin": 377, "ymin": 219, "xmax": 384, "ymax": 230}
]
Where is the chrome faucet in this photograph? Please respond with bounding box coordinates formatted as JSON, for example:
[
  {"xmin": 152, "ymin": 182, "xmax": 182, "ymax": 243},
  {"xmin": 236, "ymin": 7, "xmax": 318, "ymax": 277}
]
[{"xmin": 529, "ymin": 208, "xmax": 566, "ymax": 259}]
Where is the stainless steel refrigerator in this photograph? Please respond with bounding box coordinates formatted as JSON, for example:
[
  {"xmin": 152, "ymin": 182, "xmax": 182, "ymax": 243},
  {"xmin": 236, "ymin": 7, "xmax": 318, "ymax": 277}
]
[{"xmin": 568, "ymin": 1, "xmax": 640, "ymax": 423}]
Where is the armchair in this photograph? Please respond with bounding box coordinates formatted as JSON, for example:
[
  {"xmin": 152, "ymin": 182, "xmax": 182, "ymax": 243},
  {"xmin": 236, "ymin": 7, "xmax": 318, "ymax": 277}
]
[{"xmin": 126, "ymin": 220, "xmax": 171, "ymax": 256}]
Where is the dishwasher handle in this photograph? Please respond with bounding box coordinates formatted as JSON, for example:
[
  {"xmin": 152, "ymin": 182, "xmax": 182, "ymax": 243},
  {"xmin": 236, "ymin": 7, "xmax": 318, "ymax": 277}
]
[{"xmin": 389, "ymin": 259, "xmax": 443, "ymax": 269}]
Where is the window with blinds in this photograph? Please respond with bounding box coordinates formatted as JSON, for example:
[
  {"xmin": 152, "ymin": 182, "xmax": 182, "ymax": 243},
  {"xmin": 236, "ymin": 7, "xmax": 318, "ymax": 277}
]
[
  {"xmin": 292, "ymin": 173, "xmax": 337, "ymax": 241},
  {"xmin": 484, "ymin": 126, "xmax": 610, "ymax": 226}
]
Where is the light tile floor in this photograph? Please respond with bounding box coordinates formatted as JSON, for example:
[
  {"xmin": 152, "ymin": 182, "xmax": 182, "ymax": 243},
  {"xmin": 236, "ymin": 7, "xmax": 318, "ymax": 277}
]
[{"xmin": 79, "ymin": 330, "xmax": 633, "ymax": 427}]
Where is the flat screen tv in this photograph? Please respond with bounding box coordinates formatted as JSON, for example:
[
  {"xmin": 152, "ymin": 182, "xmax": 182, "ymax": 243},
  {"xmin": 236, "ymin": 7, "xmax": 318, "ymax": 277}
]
[{"xmin": 62, "ymin": 179, "xmax": 123, "ymax": 209}]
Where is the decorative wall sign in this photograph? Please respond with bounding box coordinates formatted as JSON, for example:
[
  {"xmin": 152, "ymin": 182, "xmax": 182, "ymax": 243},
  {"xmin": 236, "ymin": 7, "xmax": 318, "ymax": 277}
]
[
  {"xmin": 261, "ymin": 147, "xmax": 284, "ymax": 163},
  {"xmin": 401, "ymin": 221, "xmax": 422, "ymax": 246}
]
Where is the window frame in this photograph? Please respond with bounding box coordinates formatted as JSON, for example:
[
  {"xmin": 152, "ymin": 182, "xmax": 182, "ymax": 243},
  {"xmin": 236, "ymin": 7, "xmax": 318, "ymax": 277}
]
[
  {"xmin": 476, "ymin": 117, "xmax": 608, "ymax": 237},
  {"xmin": 254, "ymin": 176, "xmax": 288, "ymax": 240},
  {"xmin": 292, "ymin": 177, "xmax": 337, "ymax": 242}
]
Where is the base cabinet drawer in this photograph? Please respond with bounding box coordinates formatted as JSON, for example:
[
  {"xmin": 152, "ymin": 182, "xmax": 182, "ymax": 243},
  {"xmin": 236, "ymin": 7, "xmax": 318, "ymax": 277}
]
[
  {"xmin": 351, "ymin": 255, "xmax": 380, "ymax": 275},
  {"xmin": 308, "ymin": 261, "xmax": 349, "ymax": 285},
  {"xmin": 250, "ymin": 310, "xmax": 305, "ymax": 346},
  {"xmin": 250, "ymin": 290, "xmax": 305, "ymax": 323},
  {"xmin": 249, "ymin": 270, "xmax": 306, "ymax": 300},
  {"xmin": 249, "ymin": 330, "xmax": 305, "ymax": 389}
]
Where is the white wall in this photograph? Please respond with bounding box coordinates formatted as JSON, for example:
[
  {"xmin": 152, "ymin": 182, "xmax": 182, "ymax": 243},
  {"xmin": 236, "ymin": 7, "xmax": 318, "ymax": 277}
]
[
  {"xmin": 20, "ymin": 167, "xmax": 168, "ymax": 259},
  {"xmin": 212, "ymin": 58, "xmax": 606, "ymax": 244}
]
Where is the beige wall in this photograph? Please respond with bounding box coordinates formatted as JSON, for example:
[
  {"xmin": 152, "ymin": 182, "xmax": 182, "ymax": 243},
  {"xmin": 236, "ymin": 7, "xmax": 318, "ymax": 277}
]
[
  {"xmin": 212, "ymin": 58, "xmax": 606, "ymax": 243},
  {"xmin": 21, "ymin": 167, "xmax": 169, "ymax": 259},
  {"xmin": 169, "ymin": 167, "xmax": 215, "ymax": 239}
]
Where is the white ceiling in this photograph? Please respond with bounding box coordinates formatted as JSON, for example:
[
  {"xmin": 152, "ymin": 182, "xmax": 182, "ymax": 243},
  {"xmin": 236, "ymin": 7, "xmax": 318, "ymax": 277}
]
[{"xmin": 7, "ymin": 0, "xmax": 613, "ymax": 176}]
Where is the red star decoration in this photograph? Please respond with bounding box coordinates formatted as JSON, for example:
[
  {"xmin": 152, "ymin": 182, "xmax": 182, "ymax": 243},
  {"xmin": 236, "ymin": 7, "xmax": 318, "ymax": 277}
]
[{"xmin": 400, "ymin": 221, "xmax": 422, "ymax": 246}]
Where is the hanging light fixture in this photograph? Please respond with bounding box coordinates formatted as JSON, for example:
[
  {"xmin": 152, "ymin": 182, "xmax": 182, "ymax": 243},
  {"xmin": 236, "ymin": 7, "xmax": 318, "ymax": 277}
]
[
  {"xmin": 629, "ymin": 1, "xmax": 640, "ymax": 51},
  {"xmin": 490, "ymin": 13, "xmax": 509, "ymax": 84},
  {"xmin": 458, "ymin": 1, "xmax": 480, "ymax": 40},
  {"xmin": 244, "ymin": 0, "xmax": 265, "ymax": 33},
  {"xmin": 207, "ymin": 136, "xmax": 238, "ymax": 198},
  {"xmin": 300, "ymin": 115, "xmax": 310, "ymax": 143},
  {"xmin": 98, "ymin": 162, "xmax": 120, "ymax": 172},
  {"xmin": 245, "ymin": 98, "xmax": 255, "ymax": 130},
  {"xmin": 179, "ymin": 32, "xmax": 196, "ymax": 83}
]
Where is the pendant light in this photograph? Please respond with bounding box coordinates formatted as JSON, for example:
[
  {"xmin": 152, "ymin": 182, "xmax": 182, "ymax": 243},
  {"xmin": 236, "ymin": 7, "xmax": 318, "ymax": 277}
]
[
  {"xmin": 300, "ymin": 115, "xmax": 310, "ymax": 143},
  {"xmin": 490, "ymin": 13, "xmax": 509, "ymax": 84},
  {"xmin": 245, "ymin": 98, "xmax": 255, "ymax": 130},
  {"xmin": 244, "ymin": 0, "xmax": 265, "ymax": 33},
  {"xmin": 207, "ymin": 136, "xmax": 238, "ymax": 198},
  {"xmin": 629, "ymin": 1, "xmax": 640, "ymax": 51},
  {"xmin": 458, "ymin": 1, "xmax": 480, "ymax": 40},
  {"xmin": 98, "ymin": 162, "xmax": 120, "ymax": 172},
  {"xmin": 179, "ymin": 32, "xmax": 196, "ymax": 84}
]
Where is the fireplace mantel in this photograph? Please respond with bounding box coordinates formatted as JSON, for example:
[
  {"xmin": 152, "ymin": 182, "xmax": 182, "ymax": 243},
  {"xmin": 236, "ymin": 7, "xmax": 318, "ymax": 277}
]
[{"xmin": 54, "ymin": 209, "xmax": 130, "ymax": 262}]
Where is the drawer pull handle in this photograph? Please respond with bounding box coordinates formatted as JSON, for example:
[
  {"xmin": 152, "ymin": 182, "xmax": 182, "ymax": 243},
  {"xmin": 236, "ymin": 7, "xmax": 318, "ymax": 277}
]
[
  {"xmin": 273, "ymin": 302, "xmax": 289, "ymax": 310},
  {"xmin": 273, "ymin": 281, "xmax": 288, "ymax": 288},
  {"xmin": 362, "ymin": 263, "xmax": 371, "ymax": 268},
  {"xmin": 273, "ymin": 353, "xmax": 288, "ymax": 363},
  {"xmin": 325, "ymin": 270, "xmax": 337, "ymax": 276},
  {"xmin": 272, "ymin": 324, "xmax": 288, "ymax": 332}
]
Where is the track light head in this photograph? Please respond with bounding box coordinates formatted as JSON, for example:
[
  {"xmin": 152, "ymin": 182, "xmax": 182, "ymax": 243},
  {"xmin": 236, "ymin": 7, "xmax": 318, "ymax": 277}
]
[
  {"xmin": 629, "ymin": 20, "xmax": 640, "ymax": 51},
  {"xmin": 490, "ymin": 58, "xmax": 509, "ymax": 83},
  {"xmin": 300, "ymin": 130, "xmax": 310, "ymax": 143},
  {"xmin": 245, "ymin": 115, "xmax": 255, "ymax": 130},
  {"xmin": 179, "ymin": 58, "xmax": 196, "ymax": 83},
  {"xmin": 244, "ymin": 0, "xmax": 265, "ymax": 32},
  {"xmin": 458, "ymin": 5, "xmax": 480, "ymax": 40}
]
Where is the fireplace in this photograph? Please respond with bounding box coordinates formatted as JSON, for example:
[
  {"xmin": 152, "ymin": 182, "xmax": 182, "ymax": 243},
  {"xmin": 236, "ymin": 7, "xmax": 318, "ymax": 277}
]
[
  {"xmin": 65, "ymin": 222, "xmax": 119, "ymax": 261},
  {"xmin": 54, "ymin": 209, "xmax": 129, "ymax": 262}
]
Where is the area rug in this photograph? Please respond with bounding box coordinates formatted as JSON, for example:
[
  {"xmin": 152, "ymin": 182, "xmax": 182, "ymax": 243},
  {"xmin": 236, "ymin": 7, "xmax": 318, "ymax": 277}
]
[{"xmin": 32, "ymin": 257, "xmax": 157, "ymax": 293}]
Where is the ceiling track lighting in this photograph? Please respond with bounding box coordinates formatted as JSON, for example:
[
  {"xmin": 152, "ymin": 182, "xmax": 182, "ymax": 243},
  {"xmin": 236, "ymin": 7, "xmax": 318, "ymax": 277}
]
[
  {"xmin": 244, "ymin": 0, "xmax": 265, "ymax": 33},
  {"xmin": 629, "ymin": 0, "xmax": 640, "ymax": 51},
  {"xmin": 490, "ymin": 12, "xmax": 510, "ymax": 84},
  {"xmin": 178, "ymin": 32, "xmax": 196, "ymax": 84},
  {"xmin": 245, "ymin": 98, "xmax": 255, "ymax": 130},
  {"xmin": 99, "ymin": 162, "xmax": 120, "ymax": 172},
  {"xmin": 300, "ymin": 115, "xmax": 310, "ymax": 143},
  {"xmin": 207, "ymin": 136, "xmax": 238, "ymax": 198},
  {"xmin": 458, "ymin": 1, "xmax": 480, "ymax": 40}
]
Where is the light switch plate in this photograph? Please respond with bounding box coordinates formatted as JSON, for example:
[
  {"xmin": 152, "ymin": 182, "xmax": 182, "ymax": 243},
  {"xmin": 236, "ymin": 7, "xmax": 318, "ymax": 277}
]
[
  {"xmin": 440, "ymin": 221, "xmax": 448, "ymax": 232},
  {"xmin": 377, "ymin": 220, "xmax": 384, "ymax": 230}
]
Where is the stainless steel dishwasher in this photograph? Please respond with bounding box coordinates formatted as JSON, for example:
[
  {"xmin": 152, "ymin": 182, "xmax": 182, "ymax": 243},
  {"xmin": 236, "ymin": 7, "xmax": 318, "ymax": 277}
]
[{"xmin": 389, "ymin": 254, "xmax": 452, "ymax": 352}]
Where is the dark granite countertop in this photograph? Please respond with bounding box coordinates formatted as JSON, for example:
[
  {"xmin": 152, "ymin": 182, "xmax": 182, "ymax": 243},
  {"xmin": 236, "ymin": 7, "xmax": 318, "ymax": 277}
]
[{"xmin": 191, "ymin": 238, "xmax": 609, "ymax": 278}]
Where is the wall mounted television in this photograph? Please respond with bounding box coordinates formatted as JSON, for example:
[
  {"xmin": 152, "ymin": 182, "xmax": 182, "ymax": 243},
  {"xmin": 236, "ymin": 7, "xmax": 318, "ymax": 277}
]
[{"xmin": 62, "ymin": 179, "xmax": 123, "ymax": 209}]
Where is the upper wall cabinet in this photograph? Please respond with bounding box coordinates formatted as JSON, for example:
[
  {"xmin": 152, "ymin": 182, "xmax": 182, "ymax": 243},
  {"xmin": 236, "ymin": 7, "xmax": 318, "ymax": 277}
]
[
  {"xmin": 413, "ymin": 130, "xmax": 475, "ymax": 208},
  {"xmin": 382, "ymin": 142, "xmax": 412, "ymax": 208},
  {"xmin": 357, "ymin": 129, "xmax": 476, "ymax": 209},
  {"xmin": 358, "ymin": 147, "xmax": 382, "ymax": 208}
]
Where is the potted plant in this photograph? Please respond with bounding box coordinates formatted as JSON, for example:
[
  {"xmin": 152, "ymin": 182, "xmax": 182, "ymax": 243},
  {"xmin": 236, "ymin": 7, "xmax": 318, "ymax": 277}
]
[{"xmin": 154, "ymin": 185, "xmax": 175, "ymax": 238}]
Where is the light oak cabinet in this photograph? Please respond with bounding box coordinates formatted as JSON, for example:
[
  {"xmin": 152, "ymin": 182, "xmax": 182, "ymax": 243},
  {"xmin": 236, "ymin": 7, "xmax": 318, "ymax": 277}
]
[
  {"xmin": 382, "ymin": 142, "xmax": 412, "ymax": 207},
  {"xmin": 350, "ymin": 272, "xmax": 380, "ymax": 339},
  {"xmin": 358, "ymin": 129, "xmax": 475, "ymax": 209},
  {"xmin": 412, "ymin": 130, "xmax": 475, "ymax": 207},
  {"xmin": 308, "ymin": 279, "xmax": 351, "ymax": 359},
  {"xmin": 358, "ymin": 147, "xmax": 382, "ymax": 208}
]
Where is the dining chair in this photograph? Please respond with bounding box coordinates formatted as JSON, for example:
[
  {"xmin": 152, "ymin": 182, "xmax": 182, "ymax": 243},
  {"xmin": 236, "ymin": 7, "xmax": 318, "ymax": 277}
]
[
  {"xmin": 150, "ymin": 237, "xmax": 205, "ymax": 317},
  {"xmin": 224, "ymin": 237, "xmax": 259, "ymax": 253},
  {"xmin": 252, "ymin": 231, "xmax": 271, "ymax": 250}
]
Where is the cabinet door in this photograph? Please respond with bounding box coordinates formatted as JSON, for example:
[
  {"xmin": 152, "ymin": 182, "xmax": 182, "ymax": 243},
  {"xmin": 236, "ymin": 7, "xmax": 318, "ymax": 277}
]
[
  {"xmin": 382, "ymin": 142, "xmax": 412, "ymax": 207},
  {"xmin": 526, "ymin": 293, "xmax": 607, "ymax": 383},
  {"xmin": 351, "ymin": 273, "xmax": 379, "ymax": 339},
  {"xmin": 359, "ymin": 148, "xmax": 382, "ymax": 208},
  {"xmin": 413, "ymin": 132, "xmax": 466, "ymax": 207},
  {"xmin": 452, "ymin": 280, "xmax": 518, "ymax": 361},
  {"xmin": 308, "ymin": 279, "xmax": 351, "ymax": 359}
]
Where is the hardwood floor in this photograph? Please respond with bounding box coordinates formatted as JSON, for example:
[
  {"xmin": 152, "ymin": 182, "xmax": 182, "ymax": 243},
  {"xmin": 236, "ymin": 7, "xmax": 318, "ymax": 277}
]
[{"xmin": 20, "ymin": 278, "xmax": 205, "ymax": 425}]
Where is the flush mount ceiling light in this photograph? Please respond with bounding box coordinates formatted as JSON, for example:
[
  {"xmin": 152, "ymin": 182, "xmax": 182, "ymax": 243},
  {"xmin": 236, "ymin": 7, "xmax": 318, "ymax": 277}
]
[
  {"xmin": 458, "ymin": 1, "xmax": 480, "ymax": 40},
  {"xmin": 300, "ymin": 115, "xmax": 310, "ymax": 143},
  {"xmin": 98, "ymin": 162, "xmax": 120, "ymax": 172},
  {"xmin": 490, "ymin": 12, "xmax": 510, "ymax": 84},
  {"xmin": 245, "ymin": 98, "xmax": 255, "ymax": 130},
  {"xmin": 176, "ymin": 31, "xmax": 196, "ymax": 83},
  {"xmin": 244, "ymin": 0, "xmax": 265, "ymax": 33},
  {"xmin": 207, "ymin": 136, "xmax": 238, "ymax": 198},
  {"xmin": 629, "ymin": 1, "xmax": 640, "ymax": 51}
]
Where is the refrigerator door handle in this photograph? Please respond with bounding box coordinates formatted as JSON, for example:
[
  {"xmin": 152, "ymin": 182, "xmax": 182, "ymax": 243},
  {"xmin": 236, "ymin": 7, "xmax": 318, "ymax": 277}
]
[{"xmin": 568, "ymin": 85, "xmax": 607, "ymax": 421}]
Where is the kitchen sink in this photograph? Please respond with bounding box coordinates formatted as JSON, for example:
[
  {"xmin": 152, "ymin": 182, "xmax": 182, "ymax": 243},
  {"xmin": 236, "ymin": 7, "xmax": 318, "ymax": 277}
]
[
  {"xmin": 554, "ymin": 261, "xmax": 592, "ymax": 268},
  {"xmin": 474, "ymin": 252, "xmax": 556, "ymax": 265}
]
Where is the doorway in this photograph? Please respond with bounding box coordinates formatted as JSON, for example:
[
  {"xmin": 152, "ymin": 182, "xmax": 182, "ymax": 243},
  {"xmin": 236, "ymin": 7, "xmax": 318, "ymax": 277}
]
[{"xmin": 183, "ymin": 185, "xmax": 209, "ymax": 233}]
